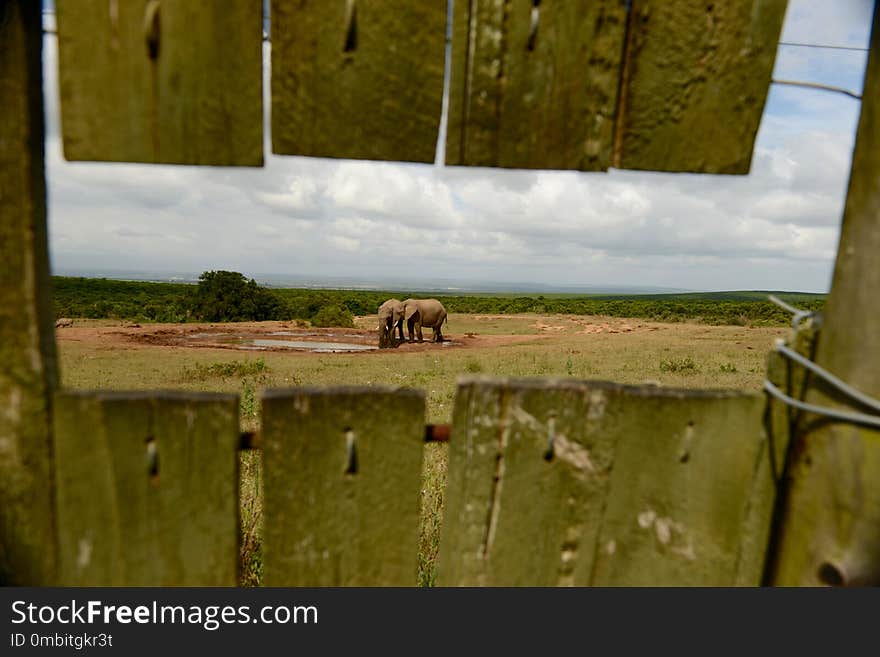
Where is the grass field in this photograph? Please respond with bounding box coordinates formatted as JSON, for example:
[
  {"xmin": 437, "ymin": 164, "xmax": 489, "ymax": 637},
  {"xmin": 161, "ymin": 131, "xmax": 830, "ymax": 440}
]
[{"xmin": 56, "ymin": 312, "xmax": 787, "ymax": 586}]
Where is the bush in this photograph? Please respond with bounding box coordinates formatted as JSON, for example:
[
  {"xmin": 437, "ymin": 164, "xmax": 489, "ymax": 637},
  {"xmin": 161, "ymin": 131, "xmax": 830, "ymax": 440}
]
[
  {"xmin": 189, "ymin": 271, "xmax": 289, "ymax": 322},
  {"xmin": 659, "ymin": 357, "xmax": 699, "ymax": 374},
  {"xmin": 181, "ymin": 358, "xmax": 269, "ymax": 382},
  {"xmin": 311, "ymin": 304, "xmax": 355, "ymax": 328},
  {"xmin": 464, "ymin": 359, "xmax": 483, "ymax": 373}
]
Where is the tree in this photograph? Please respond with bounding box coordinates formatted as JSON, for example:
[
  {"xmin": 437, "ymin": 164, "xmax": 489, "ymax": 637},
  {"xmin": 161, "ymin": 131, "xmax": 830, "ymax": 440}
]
[
  {"xmin": 311, "ymin": 304, "xmax": 355, "ymax": 328},
  {"xmin": 189, "ymin": 271, "xmax": 288, "ymax": 322}
]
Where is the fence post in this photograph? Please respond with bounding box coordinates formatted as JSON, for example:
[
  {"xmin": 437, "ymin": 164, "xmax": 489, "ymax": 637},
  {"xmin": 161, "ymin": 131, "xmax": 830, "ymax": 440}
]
[
  {"xmin": 262, "ymin": 387, "xmax": 425, "ymax": 586},
  {"xmin": 55, "ymin": 0, "xmax": 263, "ymax": 165},
  {"xmin": 438, "ymin": 379, "xmax": 772, "ymax": 586},
  {"xmin": 0, "ymin": 1, "xmax": 58, "ymax": 585},
  {"xmin": 52, "ymin": 392, "xmax": 240, "ymax": 585},
  {"xmin": 767, "ymin": 7, "xmax": 880, "ymax": 586},
  {"xmin": 271, "ymin": 0, "xmax": 445, "ymax": 163}
]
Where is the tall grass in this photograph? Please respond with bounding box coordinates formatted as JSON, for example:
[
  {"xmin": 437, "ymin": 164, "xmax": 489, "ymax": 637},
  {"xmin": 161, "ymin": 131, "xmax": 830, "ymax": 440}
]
[
  {"xmin": 418, "ymin": 444, "xmax": 448, "ymax": 586},
  {"xmin": 239, "ymin": 450, "xmax": 263, "ymax": 587}
]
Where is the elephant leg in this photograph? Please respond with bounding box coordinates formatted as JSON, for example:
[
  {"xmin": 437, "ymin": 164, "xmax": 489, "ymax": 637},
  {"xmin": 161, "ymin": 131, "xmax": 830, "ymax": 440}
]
[
  {"xmin": 396, "ymin": 321, "xmax": 404, "ymax": 342},
  {"xmin": 407, "ymin": 318, "xmax": 415, "ymax": 342},
  {"xmin": 417, "ymin": 323, "xmax": 424, "ymax": 342}
]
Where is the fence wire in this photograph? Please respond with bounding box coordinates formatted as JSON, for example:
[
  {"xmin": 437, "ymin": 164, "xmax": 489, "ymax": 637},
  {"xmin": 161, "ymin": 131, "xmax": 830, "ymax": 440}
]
[{"xmin": 764, "ymin": 296, "xmax": 880, "ymax": 429}]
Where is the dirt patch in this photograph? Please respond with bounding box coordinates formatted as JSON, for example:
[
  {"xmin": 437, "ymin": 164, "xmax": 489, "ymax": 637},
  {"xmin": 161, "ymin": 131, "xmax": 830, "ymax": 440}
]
[
  {"xmin": 530, "ymin": 315, "xmax": 654, "ymax": 335},
  {"xmin": 56, "ymin": 320, "xmax": 486, "ymax": 355},
  {"xmin": 53, "ymin": 314, "xmax": 663, "ymax": 356}
]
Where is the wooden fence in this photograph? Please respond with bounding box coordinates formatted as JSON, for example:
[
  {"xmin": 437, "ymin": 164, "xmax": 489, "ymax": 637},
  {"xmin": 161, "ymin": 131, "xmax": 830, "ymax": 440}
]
[{"xmin": 1, "ymin": 1, "xmax": 878, "ymax": 586}]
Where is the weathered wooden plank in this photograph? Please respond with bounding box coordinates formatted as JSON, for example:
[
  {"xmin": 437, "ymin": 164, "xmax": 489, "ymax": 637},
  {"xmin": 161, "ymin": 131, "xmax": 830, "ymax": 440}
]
[
  {"xmin": 614, "ymin": 0, "xmax": 787, "ymax": 173},
  {"xmin": 446, "ymin": 0, "xmax": 627, "ymax": 170},
  {"xmin": 438, "ymin": 378, "xmax": 773, "ymax": 586},
  {"xmin": 767, "ymin": 8, "xmax": 880, "ymax": 587},
  {"xmin": 53, "ymin": 392, "xmax": 240, "ymax": 585},
  {"xmin": 262, "ymin": 387, "xmax": 425, "ymax": 585},
  {"xmin": 0, "ymin": 0, "xmax": 58, "ymax": 585},
  {"xmin": 589, "ymin": 388, "xmax": 770, "ymax": 586},
  {"xmin": 437, "ymin": 379, "xmax": 619, "ymax": 586},
  {"xmin": 56, "ymin": 0, "xmax": 262, "ymax": 165},
  {"xmin": 272, "ymin": 0, "xmax": 445, "ymax": 163}
]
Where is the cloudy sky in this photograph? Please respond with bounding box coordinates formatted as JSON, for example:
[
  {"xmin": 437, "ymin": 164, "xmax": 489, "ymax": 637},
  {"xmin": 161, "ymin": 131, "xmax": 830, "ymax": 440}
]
[{"xmin": 43, "ymin": 1, "xmax": 875, "ymax": 292}]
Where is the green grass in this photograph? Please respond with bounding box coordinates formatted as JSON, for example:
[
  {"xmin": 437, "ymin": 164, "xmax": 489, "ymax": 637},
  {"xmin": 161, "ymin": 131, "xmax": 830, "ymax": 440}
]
[{"xmin": 239, "ymin": 450, "xmax": 263, "ymax": 587}]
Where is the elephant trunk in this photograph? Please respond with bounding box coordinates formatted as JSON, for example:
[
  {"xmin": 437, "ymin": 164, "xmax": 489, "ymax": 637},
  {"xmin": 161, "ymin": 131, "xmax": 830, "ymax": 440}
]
[{"xmin": 378, "ymin": 318, "xmax": 394, "ymax": 349}]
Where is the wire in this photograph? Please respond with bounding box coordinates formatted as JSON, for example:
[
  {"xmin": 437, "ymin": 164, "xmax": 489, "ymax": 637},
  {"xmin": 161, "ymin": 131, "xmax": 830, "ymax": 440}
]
[
  {"xmin": 774, "ymin": 341, "xmax": 880, "ymax": 415},
  {"xmin": 771, "ymin": 78, "xmax": 862, "ymax": 100},
  {"xmin": 768, "ymin": 294, "xmax": 817, "ymax": 328},
  {"xmin": 764, "ymin": 295, "xmax": 880, "ymax": 427},
  {"xmin": 764, "ymin": 380, "xmax": 880, "ymax": 429},
  {"xmin": 779, "ymin": 41, "xmax": 869, "ymax": 52}
]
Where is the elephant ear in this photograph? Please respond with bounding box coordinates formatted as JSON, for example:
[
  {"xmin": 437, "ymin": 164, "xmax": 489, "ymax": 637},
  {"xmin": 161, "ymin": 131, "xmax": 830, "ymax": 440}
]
[{"xmin": 404, "ymin": 303, "xmax": 420, "ymax": 322}]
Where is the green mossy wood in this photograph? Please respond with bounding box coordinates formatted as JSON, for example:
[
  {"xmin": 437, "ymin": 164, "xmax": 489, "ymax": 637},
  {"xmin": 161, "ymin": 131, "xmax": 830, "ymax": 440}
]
[
  {"xmin": 271, "ymin": 0, "xmax": 446, "ymax": 163},
  {"xmin": 615, "ymin": 0, "xmax": 787, "ymax": 173},
  {"xmin": 446, "ymin": 0, "xmax": 628, "ymax": 170},
  {"xmin": 767, "ymin": 8, "xmax": 880, "ymax": 587},
  {"xmin": 438, "ymin": 378, "xmax": 774, "ymax": 586},
  {"xmin": 56, "ymin": 0, "xmax": 262, "ymax": 165},
  {"xmin": 447, "ymin": 0, "xmax": 786, "ymax": 173},
  {"xmin": 262, "ymin": 387, "xmax": 425, "ymax": 585},
  {"xmin": 761, "ymin": 320, "xmax": 817, "ymax": 580},
  {"xmin": 0, "ymin": 0, "xmax": 58, "ymax": 585},
  {"xmin": 53, "ymin": 392, "xmax": 240, "ymax": 585},
  {"xmin": 589, "ymin": 387, "xmax": 772, "ymax": 586}
]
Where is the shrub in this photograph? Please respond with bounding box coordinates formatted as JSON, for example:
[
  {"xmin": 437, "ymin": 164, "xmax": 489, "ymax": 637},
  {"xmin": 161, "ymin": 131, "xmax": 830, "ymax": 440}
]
[
  {"xmin": 181, "ymin": 358, "xmax": 269, "ymax": 382},
  {"xmin": 464, "ymin": 359, "xmax": 483, "ymax": 373},
  {"xmin": 189, "ymin": 270, "xmax": 289, "ymax": 322},
  {"xmin": 659, "ymin": 357, "xmax": 699, "ymax": 374},
  {"xmin": 311, "ymin": 304, "xmax": 355, "ymax": 328}
]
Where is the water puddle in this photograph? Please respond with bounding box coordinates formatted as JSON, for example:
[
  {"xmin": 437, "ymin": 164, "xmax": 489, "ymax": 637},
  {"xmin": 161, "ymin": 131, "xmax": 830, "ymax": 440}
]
[
  {"xmin": 267, "ymin": 331, "xmax": 320, "ymax": 337},
  {"xmin": 249, "ymin": 339, "xmax": 377, "ymax": 352},
  {"xmin": 186, "ymin": 333, "xmax": 377, "ymax": 352},
  {"xmin": 178, "ymin": 331, "xmax": 463, "ymax": 353}
]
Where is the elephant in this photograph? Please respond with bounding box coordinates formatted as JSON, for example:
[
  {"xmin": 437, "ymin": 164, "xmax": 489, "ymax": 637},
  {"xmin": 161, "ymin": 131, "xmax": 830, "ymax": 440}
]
[
  {"xmin": 403, "ymin": 298, "xmax": 448, "ymax": 343},
  {"xmin": 377, "ymin": 298, "xmax": 405, "ymax": 348}
]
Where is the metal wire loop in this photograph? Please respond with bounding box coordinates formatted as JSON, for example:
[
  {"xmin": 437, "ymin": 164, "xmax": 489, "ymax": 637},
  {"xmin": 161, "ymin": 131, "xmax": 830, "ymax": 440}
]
[{"xmin": 763, "ymin": 295, "xmax": 880, "ymax": 428}]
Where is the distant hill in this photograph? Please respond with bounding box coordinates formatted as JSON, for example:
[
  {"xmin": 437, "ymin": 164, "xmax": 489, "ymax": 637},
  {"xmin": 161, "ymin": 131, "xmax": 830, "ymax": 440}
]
[{"xmin": 52, "ymin": 268, "xmax": 825, "ymax": 297}]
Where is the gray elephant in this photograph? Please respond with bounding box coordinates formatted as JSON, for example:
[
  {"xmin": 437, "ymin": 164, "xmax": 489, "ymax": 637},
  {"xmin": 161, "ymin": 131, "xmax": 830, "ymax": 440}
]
[
  {"xmin": 403, "ymin": 298, "xmax": 448, "ymax": 343},
  {"xmin": 377, "ymin": 298, "xmax": 405, "ymax": 348}
]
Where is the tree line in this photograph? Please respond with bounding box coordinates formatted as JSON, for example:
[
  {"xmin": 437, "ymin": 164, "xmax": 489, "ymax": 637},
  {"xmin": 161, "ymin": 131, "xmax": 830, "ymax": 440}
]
[{"xmin": 51, "ymin": 273, "xmax": 826, "ymax": 327}]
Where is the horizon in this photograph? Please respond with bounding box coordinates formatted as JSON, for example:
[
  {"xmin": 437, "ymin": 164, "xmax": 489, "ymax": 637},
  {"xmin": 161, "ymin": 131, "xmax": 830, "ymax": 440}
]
[{"xmin": 49, "ymin": 267, "xmax": 828, "ymax": 297}]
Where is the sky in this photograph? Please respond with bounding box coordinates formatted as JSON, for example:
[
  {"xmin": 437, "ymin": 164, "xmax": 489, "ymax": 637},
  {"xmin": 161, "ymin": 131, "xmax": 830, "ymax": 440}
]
[{"xmin": 42, "ymin": 1, "xmax": 875, "ymax": 292}]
